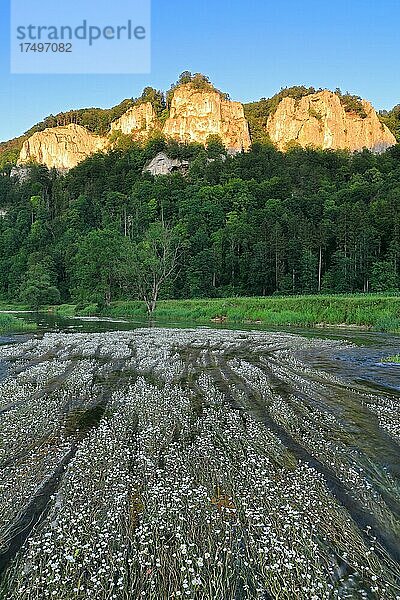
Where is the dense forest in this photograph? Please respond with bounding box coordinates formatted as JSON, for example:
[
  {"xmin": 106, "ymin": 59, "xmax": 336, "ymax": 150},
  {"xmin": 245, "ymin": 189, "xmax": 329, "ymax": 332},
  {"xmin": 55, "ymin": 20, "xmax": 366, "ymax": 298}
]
[
  {"xmin": 0, "ymin": 134, "xmax": 399, "ymax": 309},
  {"xmin": 379, "ymin": 104, "xmax": 400, "ymax": 143}
]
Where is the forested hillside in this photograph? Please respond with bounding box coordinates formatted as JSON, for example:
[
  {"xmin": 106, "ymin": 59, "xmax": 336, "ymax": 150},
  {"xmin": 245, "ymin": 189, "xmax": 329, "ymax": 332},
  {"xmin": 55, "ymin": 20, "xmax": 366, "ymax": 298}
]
[
  {"xmin": 0, "ymin": 138, "xmax": 399, "ymax": 308},
  {"xmin": 0, "ymin": 99, "xmax": 138, "ymax": 171},
  {"xmin": 379, "ymin": 105, "xmax": 400, "ymax": 142}
]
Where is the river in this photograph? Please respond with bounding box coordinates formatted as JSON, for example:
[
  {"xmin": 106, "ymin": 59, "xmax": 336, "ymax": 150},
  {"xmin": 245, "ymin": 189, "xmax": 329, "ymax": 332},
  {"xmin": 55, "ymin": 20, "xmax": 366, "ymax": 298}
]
[
  {"xmin": 5, "ymin": 310, "xmax": 400, "ymax": 392},
  {"xmin": 0, "ymin": 313, "xmax": 398, "ymax": 598}
]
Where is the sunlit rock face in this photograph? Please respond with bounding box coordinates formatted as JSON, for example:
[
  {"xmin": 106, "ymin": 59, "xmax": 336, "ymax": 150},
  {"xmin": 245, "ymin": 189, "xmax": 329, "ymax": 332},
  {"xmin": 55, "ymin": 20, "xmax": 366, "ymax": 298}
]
[
  {"xmin": 16, "ymin": 85, "xmax": 396, "ymax": 172},
  {"xmin": 16, "ymin": 87, "xmax": 251, "ymax": 171},
  {"xmin": 266, "ymin": 90, "xmax": 396, "ymax": 152},
  {"xmin": 110, "ymin": 102, "xmax": 160, "ymax": 140},
  {"xmin": 18, "ymin": 124, "xmax": 108, "ymax": 171},
  {"xmin": 162, "ymin": 84, "xmax": 251, "ymax": 152}
]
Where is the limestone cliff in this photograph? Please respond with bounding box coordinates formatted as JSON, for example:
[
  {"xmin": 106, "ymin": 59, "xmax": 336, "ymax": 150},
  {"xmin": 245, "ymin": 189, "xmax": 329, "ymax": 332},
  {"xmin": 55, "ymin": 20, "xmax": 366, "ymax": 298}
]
[
  {"xmin": 18, "ymin": 124, "xmax": 108, "ymax": 171},
  {"xmin": 110, "ymin": 102, "xmax": 160, "ymax": 140},
  {"xmin": 15, "ymin": 84, "xmax": 397, "ymax": 172},
  {"xmin": 143, "ymin": 152, "xmax": 189, "ymax": 176},
  {"xmin": 162, "ymin": 84, "xmax": 251, "ymax": 152},
  {"xmin": 266, "ymin": 90, "xmax": 396, "ymax": 152}
]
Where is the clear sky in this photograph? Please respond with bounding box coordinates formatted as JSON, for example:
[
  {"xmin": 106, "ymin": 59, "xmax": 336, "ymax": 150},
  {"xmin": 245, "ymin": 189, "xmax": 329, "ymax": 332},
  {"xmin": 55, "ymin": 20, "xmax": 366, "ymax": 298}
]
[{"xmin": 1, "ymin": 0, "xmax": 399, "ymax": 142}]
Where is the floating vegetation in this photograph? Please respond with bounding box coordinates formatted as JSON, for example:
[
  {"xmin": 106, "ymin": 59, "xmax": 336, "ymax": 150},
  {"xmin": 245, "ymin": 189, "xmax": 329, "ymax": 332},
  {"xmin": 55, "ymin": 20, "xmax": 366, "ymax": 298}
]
[
  {"xmin": 382, "ymin": 355, "xmax": 400, "ymax": 364},
  {"xmin": 0, "ymin": 329, "xmax": 399, "ymax": 598},
  {"xmin": 64, "ymin": 404, "xmax": 107, "ymax": 435}
]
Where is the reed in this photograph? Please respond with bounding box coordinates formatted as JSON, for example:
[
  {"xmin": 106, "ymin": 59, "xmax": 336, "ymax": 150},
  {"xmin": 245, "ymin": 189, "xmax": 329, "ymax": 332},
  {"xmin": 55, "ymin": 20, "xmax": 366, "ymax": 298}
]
[
  {"xmin": 55, "ymin": 294, "xmax": 400, "ymax": 332},
  {"xmin": 0, "ymin": 314, "xmax": 36, "ymax": 333}
]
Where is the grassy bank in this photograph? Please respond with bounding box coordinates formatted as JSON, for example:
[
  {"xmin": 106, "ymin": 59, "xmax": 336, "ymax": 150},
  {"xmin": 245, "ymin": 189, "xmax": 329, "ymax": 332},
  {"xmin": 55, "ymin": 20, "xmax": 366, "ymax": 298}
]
[
  {"xmin": 0, "ymin": 302, "xmax": 30, "ymax": 311},
  {"xmin": 52, "ymin": 294, "xmax": 400, "ymax": 332},
  {"xmin": 0, "ymin": 313, "xmax": 37, "ymax": 334}
]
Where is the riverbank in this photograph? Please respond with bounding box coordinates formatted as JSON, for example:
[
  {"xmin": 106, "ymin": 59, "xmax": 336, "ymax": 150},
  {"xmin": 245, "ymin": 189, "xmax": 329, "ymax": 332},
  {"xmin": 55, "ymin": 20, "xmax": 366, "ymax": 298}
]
[
  {"xmin": 0, "ymin": 313, "xmax": 36, "ymax": 334},
  {"xmin": 49, "ymin": 294, "xmax": 400, "ymax": 332}
]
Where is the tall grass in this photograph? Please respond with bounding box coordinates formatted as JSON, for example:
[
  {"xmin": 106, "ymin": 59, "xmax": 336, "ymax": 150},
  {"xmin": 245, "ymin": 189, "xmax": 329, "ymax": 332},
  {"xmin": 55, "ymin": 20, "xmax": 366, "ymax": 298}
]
[
  {"xmin": 52, "ymin": 294, "xmax": 400, "ymax": 332},
  {"xmin": 0, "ymin": 313, "xmax": 36, "ymax": 333},
  {"xmin": 96, "ymin": 295, "xmax": 400, "ymax": 332}
]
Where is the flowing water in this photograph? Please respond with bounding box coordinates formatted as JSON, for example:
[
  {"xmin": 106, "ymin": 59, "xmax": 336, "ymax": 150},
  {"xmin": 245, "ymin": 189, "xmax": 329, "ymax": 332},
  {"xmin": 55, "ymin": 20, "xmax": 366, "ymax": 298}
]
[{"xmin": 0, "ymin": 314, "xmax": 398, "ymax": 598}]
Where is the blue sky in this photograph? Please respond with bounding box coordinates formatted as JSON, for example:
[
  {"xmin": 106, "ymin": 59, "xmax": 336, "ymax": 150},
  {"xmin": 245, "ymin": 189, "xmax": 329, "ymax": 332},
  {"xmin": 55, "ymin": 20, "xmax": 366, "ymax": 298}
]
[{"xmin": 1, "ymin": 0, "xmax": 399, "ymax": 142}]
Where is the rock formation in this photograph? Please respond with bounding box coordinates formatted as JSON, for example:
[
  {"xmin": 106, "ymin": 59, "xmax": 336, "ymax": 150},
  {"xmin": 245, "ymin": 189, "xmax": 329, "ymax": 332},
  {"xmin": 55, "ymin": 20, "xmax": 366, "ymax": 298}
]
[
  {"xmin": 266, "ymin": 90, "xmax": 396, "ymax": 152},
  {"xmin": 10, "ymin": 165, "xmax": 32, "ymax": 183},
  {"xmin": 18, "ymin": 124, "xmax": 108, "ymax": 171},
  {"xmin": 163, "ymin": 84, "xmax": 251, "ymax": 152},
  {"xmin": 14, "ymin": 83, "xmax": 397, "ymax": 173},
  {"xmin": 110, "ymin": 102, "xmax": 160, "ymax": 140},
  {"xmin": 143, "ymin": 152, "xmax": 190, "ymax": 176}
]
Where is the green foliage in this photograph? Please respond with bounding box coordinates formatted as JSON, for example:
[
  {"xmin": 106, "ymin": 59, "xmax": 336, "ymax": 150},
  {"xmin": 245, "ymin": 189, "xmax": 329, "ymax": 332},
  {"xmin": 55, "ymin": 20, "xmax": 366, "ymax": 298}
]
[
  {"xmin": 25, "ymin": 98, "xmax": 136, "ymax": 136},
  {"xmin": 244, "ymin": 85, "xmax": 316, "ymax": 119},
  {"xmin": 65, "ymin": 404, "xmax": 106, "ymax": 434},
  {"xmin": 0, "ymin": 72, "xmax": 229, "ymax": 169},
  {"xmin": 374, "ymin": 316, "xmax": 400, "ymax": 333},
  {"xmin": 108, "ymin": 131, "xmax": 140, "ymax": 152},
  {"xmin": 206, "ymin": 135, "xmax": 226, "ymax": 159},
  {"xmin": 0, "ymin": 138, "xmax": 25, "ymax": 170},
  {"xmin": 0, "ymin": 99, "xmax": 137, "ymax": 168},
  {"xmin": 2, "ymin": 77, "xmax": 398, "ymax": 176},
  {"xmin": 308, "ymin": 107, "xmax": 323, "ymax": 122},
  {"xmin": 270, "ymin": 86, "xmax": 317, "ymax": 109},
  {"xmin": 137, "ymin": 87, "xmax": 166, "ymax": 117},
  {"xmin": 370, "ymin": 261, "xmax": 398, "ymax": 292},
  {"xmin": 382, "ymin": 354, "xmax": 400, "ymax": 363},
  {"xmin": 60, "ymin": 294, "xmax": 400, "ymax": 332},
  {"xmin": 335, "ymin": 90, "xmax": 368, "ymax": 118},
  {"xmin": 0, "ymin": 313, "xmax": 37, "ymax": 332},
  {"xmin": 166, "ymin": 72, "xmax": 229, "ymax": 107},
  {"xmin": 0, "ymin": 136, "xmax": 399, "ymax": 309},
  {"xmin": 244, "ymin": 86, "xmax": 373, "ymax": 144},
  {"xmin": 379, "ymin": 105, "xmax": 400, "ymax": 142},
  {"xmin": 20, "ymin": 262, "xmax": 60, "ymax": 310},
  {"xmin": 127, "ymin": 221, "xmax": 187, "ymax": 314},
  {"xmin": 71, "ymin": 229, "xmax": 131, "ymax": 305}
]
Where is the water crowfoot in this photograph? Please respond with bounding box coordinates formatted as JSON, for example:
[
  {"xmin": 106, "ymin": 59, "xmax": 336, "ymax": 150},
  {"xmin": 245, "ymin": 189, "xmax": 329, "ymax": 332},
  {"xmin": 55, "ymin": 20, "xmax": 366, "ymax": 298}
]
[{"xmin": 0, "ymin": 328, "xmax": 398, "ymax": 599}]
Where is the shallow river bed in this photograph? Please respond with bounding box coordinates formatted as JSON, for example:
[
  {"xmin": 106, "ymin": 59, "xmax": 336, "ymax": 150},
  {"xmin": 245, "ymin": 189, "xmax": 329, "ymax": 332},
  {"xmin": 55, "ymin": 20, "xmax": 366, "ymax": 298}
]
[{"xmin": 0, "ymin": 327, "xmax": 399, "ymax": 599}]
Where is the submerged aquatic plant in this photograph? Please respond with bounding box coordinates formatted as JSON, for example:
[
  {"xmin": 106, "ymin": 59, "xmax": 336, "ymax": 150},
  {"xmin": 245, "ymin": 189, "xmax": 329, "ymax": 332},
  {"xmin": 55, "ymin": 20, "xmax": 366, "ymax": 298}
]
[
  {"xmin": 0, "ymin": 329, "xmax": 399, "ymax": 598},
  {"xmin": 382, "ymin": 354, "xmax": 400, "ymax": 364}
]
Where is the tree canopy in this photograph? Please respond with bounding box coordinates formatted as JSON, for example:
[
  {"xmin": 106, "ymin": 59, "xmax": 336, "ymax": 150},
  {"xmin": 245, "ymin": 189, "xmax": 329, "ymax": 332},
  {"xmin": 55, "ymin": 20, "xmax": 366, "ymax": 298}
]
[{"xmin": 0, "ymin": 137, "xmax": 399, "ymax": 308}]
